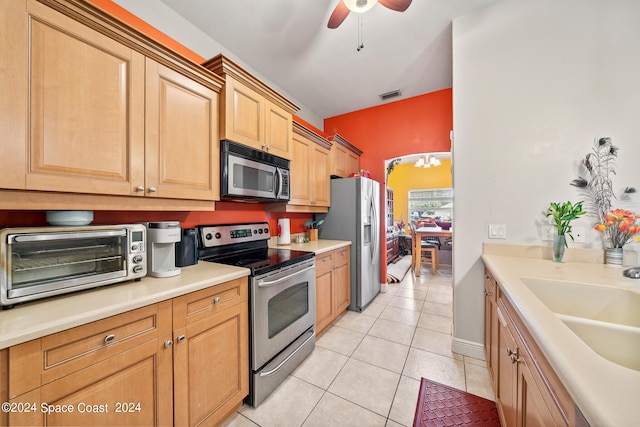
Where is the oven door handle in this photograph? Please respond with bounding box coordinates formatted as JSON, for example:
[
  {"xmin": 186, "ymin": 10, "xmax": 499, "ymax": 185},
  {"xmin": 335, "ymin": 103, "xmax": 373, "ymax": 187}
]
[
  {"xmin": 11, "ymin": 229, "xmax": 126, "ymax": 243},
  {"xmin": 259, "ymin": 330, "xmax": 316, "ymax": 377},
  {"xmin": 257, "ymin": 265, "xmax": 315, "ymax": 287}
]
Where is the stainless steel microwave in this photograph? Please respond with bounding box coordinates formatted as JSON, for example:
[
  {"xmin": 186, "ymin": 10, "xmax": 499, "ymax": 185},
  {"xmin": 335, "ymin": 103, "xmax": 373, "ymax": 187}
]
[
  {"xmin": 221, "ymin": 140, "xmax": 290, "ymax": 202},
  {"xmin": 0, "ymin": 224, "xmax": 147, "ymax": 308}
]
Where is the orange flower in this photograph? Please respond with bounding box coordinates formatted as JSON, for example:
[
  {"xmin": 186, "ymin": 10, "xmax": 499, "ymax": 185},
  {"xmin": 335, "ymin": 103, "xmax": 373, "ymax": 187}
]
[{"xmin": 594, "ymin": 209, "xmax": 640, "ymax": 248}]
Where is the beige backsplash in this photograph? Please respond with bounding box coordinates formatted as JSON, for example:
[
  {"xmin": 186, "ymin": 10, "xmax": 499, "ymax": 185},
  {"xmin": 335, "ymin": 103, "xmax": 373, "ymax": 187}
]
[{"xmin": 482, "ymin": 242, "xmax": 639, "ymax": 265}]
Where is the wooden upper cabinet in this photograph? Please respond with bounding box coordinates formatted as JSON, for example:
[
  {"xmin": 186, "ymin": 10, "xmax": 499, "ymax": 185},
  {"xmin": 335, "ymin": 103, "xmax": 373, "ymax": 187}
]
[
  {"xmin": 5, "ymin": 0, "xmax": 146, "ymax": 195},
  {"xmin": 329, "ymin": 134, "xmax": 362, "ymax": 178},
  {"xmin": 224, "ymin": 76, "xmax": 264, "ymax": 146},
  {"xmin": 145, "ymin": 60, "xmax": 219, "ymax": 200},
  {"xmin": 203, "ymin": 54, "xmax": 298, "ymax": 160},
  {"xmin": 288, "ymin": 121, "xmax": 331, "ymax": 210},
  {"xmin": 0, "ymin": 0, "xmax": 223, "ymax": 206}
]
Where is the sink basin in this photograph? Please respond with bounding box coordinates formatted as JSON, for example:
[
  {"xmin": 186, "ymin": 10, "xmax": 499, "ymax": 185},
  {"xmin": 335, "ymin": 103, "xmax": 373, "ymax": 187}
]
[
  {"xmin": 558, "ymin": 314, "xmax": 640, "ymax": 371},
  {"xmin": 521, "ymin": 278, "xmax": 640, "ymax": 328},
  {"xmin": 520, "ymin": 278, "xmax": 640, "ymax": 371}
]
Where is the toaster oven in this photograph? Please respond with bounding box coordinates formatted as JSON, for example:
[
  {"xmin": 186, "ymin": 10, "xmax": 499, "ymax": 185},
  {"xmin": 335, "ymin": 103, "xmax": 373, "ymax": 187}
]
[{"xmin": 0, "ymin": 224, "xmax": 146, "ymax": 308}]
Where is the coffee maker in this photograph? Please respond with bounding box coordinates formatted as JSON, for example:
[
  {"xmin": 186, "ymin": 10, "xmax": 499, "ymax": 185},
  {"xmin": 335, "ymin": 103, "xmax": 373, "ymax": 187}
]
[{"xmin": 144, "ymin": 222, "xmax": 181, "ymax": 277}]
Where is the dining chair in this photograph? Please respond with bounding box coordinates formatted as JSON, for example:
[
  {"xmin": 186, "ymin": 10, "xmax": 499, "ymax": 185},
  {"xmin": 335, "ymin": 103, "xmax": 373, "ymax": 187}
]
[{"xmin": 409, "ymin": 223, "xmax": 438, "ymax": 275}]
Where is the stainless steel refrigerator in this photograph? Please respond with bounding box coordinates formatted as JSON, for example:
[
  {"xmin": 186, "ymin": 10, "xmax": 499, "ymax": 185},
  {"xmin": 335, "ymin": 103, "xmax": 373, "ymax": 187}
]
[{"xmin": 318, "ymin": 177, "xmax": 381, "ymax": 312}]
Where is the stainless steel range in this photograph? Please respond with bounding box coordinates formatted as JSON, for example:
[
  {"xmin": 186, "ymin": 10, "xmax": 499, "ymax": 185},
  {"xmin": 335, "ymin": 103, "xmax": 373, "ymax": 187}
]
[{"xmin": 197, "ymin": 222, "xmax": 315, "ymax": 407}]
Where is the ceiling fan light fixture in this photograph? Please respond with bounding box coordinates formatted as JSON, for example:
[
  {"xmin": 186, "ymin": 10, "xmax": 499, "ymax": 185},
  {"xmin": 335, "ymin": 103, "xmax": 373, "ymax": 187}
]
[{"xmin": 343, "ymin": 0, "xmax": 377, "ymax": 13}]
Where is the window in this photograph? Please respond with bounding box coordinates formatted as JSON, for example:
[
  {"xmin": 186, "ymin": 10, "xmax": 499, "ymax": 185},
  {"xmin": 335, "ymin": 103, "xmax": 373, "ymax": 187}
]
[{"xmin": 409, "ymin": 188, "xmax": 453, "ymax": 222}]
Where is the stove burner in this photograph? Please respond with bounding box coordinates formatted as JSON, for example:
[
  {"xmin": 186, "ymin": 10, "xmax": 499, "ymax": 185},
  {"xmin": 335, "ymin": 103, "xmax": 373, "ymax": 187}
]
[{"xmin": 196, "ymin": 222, "xmax": 314, "ymax": 276}]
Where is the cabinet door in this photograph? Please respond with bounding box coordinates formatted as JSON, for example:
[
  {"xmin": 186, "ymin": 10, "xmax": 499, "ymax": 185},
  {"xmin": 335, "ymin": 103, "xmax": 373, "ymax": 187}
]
[
  {"xmin": 38, "ymin": 339, "xmax": 173, "ymax": 427},
  {"xmin": 331, "ymin": 144, "xmax": 349, "ymax": 178},
  {"xmin": 173, "ymin": 279, "xmax": 249, "ymax": 427},
  {"xmin": 497, "ymin": 305, "xmax": 518, "ymax": 427},
  {"xmin": 22, "ymin": 0, "xmax": 145, "ymax": 196},
  {"xmin": 223, "ymin": 77, "xmax": 264, "ymax": 150},
  {"xmin": 315, "ymin": 252, "xmax": 335, "ymax": 334},
  {"xmin": 484, "ymin": 272, "xmax": 499, "ymax": 390},
  {"xmin": 518, "ymin": 356, "xmax": 557, "ymax": 427},
  {"xmin": 146, "ymin": 60, "xmax": 219, "ymax": 200},
  {"xmin": 289, "ymin": 133, "xmax": 312, "ymax": 205},
  {"xmin": 173, "ymin": 301, "xmax": 249, "ymax": 427},
  {"xmin": 334, "ymin": 247, "xmax": 351, "ymax": 314},
  {"xmin": 264, "ymin": 101, "xmax": 292, "ymax": 159},
  {"xmin": 311, "ymin": 143, "xmax": 331, "ymax": 207},
  {"xmin": 347, "ymin": 151, "xmax": 360, "ymax": 176}
]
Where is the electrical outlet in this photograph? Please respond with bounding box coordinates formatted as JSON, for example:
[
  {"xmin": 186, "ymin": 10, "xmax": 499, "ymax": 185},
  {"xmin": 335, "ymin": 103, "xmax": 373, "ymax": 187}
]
[
  {"xmin": 543, "ymin": 225, "xmax": 555, "ymax": 241},
  {"xmin": 573, "ymin": 226, "xmax": 585, "ymax": 243}
]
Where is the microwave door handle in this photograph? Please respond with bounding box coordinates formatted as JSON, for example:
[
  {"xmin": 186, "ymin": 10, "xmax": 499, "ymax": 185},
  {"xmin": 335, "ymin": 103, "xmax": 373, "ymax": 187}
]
[
  {"xmin": 11, "ymin": 230, "xmax": 127, "ymax": 243},
  {"xmin": 274, "ymin": 168, "xmax": 282, "ymax": 199}
]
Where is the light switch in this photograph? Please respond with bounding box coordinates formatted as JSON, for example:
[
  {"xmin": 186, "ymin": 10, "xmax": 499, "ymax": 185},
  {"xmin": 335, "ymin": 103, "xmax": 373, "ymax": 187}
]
[{"xmin": 489, "ymin": 224, "xmax": 506, "ymax": 239}]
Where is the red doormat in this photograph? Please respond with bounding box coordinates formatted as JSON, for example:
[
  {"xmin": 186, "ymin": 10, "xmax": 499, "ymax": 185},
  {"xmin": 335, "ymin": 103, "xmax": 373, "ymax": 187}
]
[{"xmin": 413, "ymin": 378, "xmax": 500, "ymax": 427}]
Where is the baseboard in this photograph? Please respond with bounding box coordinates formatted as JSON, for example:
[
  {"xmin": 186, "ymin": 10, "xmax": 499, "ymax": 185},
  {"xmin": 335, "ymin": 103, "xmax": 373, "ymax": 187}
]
[{"xmin": 452, "ymin": 337, "xmax": 486, "ymax": 360}]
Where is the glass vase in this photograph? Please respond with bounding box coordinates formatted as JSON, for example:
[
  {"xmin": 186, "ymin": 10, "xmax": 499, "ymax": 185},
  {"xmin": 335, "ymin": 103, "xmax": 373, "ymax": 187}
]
[
  {"xmin": 552, "ymin": 235, "xmax": 565, "ymax": 262},
  {"xmin": 605, "ymin": 248, "xmax": 623, "ymax": 266}
]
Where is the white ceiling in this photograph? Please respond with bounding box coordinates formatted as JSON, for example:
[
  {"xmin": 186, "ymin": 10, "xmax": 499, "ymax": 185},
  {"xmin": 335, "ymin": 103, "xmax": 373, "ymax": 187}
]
[{"xmin": 116, "ymin": 0, "xmax": 504, "ymax": 122}]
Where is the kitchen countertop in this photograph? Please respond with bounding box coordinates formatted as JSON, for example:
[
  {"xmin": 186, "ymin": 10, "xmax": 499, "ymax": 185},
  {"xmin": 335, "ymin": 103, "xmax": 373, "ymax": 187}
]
[
  {"xmin": 270, "ymin": 239, "xmax": 351, "ymax": 254},
  {"xmin": 482, "ymin": 253, "xmax": 640, "ymax": 427},
  {"xmin": 0, "ymin": 262, "xmax": 249, "ymax": 350}
]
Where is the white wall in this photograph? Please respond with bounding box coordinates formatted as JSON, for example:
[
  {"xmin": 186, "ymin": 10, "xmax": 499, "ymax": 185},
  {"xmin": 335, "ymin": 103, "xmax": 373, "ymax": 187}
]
[
  {"xmin": 113, "ymin": 0, "xmax": 324, "ymax": 128},
  {"xmin": 452, "ymin": 0, "xmax": 640, "ymax": 353}
]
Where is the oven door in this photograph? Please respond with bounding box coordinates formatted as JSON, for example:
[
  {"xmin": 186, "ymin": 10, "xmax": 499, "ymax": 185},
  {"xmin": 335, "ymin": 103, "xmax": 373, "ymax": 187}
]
[{"xmin": 251, "ymin": 258, "xmax": 316, "ymax": 369}]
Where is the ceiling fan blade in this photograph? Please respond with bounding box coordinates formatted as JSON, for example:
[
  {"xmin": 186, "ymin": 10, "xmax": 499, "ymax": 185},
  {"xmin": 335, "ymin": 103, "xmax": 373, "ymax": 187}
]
[
  {"xmin": 327, "ymin": 1, "xmax": 350, "ymax": 29},
  {"xmin": 378, "ymin": 0, "xmax": 412, "ymax": 12}
]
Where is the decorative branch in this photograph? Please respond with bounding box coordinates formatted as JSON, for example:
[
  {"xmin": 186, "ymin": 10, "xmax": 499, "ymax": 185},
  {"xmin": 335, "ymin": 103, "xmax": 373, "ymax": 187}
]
[{"xmin": 570, "ymin": 137, "xmax": 636, "ymax": 247}]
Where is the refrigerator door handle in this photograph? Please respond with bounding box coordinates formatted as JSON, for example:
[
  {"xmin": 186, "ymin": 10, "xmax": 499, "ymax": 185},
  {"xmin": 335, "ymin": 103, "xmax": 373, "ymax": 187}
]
[{"xmin": 369, "ymin": 195, "xmax": 379, "ymax": 263}]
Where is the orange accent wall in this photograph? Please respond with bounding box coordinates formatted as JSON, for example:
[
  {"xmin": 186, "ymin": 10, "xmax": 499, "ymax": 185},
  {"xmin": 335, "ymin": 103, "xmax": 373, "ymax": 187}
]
[
  {"xmin": 324, "ymin": 89, "xmax": 453, "ymax": 279},
  {"xmin": 86, "ymin": 0, "xmax": 205, "ymax": 63},
  {"xmin": 324, "ymin": 89, "xmax": 452, "ymax": 184}
]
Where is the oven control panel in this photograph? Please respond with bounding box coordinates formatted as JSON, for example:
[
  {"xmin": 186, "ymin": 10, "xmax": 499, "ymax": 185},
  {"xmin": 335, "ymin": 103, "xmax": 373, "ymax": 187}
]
[{"xmin": 199, "ymin": 223, "xmax": 270, "ymax": 248}]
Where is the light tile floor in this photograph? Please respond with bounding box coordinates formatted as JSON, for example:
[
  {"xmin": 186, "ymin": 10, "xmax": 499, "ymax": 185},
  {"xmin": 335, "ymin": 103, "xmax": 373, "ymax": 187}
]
[{"xmin": 222, "ymin": 261, "xmax": 494, "ymax": 427}]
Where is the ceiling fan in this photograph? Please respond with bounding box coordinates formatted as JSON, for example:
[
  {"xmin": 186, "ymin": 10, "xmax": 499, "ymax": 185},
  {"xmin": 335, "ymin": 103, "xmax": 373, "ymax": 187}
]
[{"xmin": 327, "ymin": 0, "xmax": 412, "ymax": 29}]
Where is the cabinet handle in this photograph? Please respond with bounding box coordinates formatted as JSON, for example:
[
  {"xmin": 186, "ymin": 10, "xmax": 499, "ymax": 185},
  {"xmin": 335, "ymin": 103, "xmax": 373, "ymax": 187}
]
[
  {"xmin": 484, "ymin": 290, "xmax": 490, "ymax": 297},
  {"xmin": 506, "ymin": 347, "xmax": 521, "ymax": 364},
  {"xmin": 213, "ymin": 296, "xmax": 221, "ymax": 304},
  {"xmin": 177, "ymin": 335, "xmax": 186, "ymax": 343},
  {"xmin": 164, "ymin": 340, "xmax": 173, "ymax": 348},
  {"xmin": 148, "ymin": 187, "xmax": 157, "ymax": 193},
  {"xmin": 104, "ymin": 334, "xmax": 116, "ymax": 344},
  {"xmin": 135, "ymin": 185, "xmax": 144, "ymax": 192}
]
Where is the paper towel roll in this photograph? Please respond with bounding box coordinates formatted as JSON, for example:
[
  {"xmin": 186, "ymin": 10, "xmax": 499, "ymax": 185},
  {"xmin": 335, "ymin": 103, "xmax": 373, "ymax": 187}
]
[{"xmin": 277, "ymin": 218, "xmax": 291, "ymax": 245}]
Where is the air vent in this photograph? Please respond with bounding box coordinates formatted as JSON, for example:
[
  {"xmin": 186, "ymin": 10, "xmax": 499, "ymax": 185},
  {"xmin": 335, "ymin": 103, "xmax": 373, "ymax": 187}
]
[{"xmin": 379, "ymin": 89, "xmax": 402, "ymax": 101}]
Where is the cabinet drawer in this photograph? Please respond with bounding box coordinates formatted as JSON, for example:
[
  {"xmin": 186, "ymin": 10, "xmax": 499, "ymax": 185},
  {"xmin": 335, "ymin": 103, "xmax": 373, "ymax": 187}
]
[
  {"xmin": 179, "ymin": 278, "xmax": 248, "ymax": 326},
  {"xmin": 9, "ymin": 301, "xmax": 172, "ymax": 397},
  {"xmin": 316, "ymin": 251, "xmax": 334, "ymax": 275},
  {"xmin": 334, "ymin": 247, "xmax": 350, "ymax": 267}
]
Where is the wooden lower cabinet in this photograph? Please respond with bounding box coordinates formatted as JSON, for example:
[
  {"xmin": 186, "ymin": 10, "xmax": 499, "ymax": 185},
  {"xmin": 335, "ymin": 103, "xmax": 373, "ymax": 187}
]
[
  {"xmin": 173, "ymin": 278, "xmax": 249, "ymax": 427},
  {"xmin": 485, "ymin": 269, "xmax": 575, "ymax": 427},
  {"xmin": 484, "ymin": 269, "xmax": 499, "ymax": 391},
  {"xmin": 2, "ymin": 278, "xmax": 248, "ymax": 427},
  {"xmin": 315, "ymin": 247, "xmax": 351, "ymax": 335}
]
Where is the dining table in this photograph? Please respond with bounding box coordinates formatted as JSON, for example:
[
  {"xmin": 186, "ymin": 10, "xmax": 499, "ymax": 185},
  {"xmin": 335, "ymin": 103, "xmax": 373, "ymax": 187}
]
[{"xmin": 414, "ymin": 227, "xmax": 452, "ymax": 276}]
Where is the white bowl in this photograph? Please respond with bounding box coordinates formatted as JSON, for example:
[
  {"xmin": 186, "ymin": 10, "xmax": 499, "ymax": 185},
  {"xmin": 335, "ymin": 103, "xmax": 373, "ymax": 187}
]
[{"xmin": 46, "ymin": 210, "xmax": 94, "ymax": 226}]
